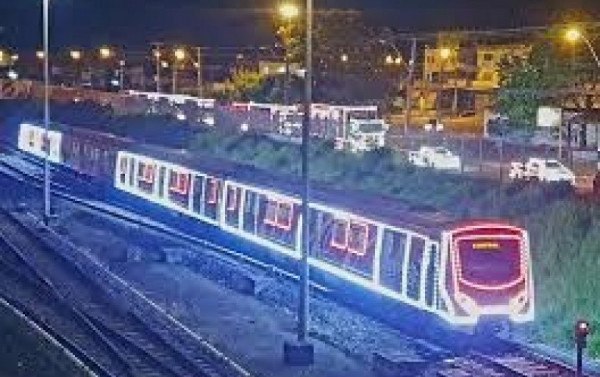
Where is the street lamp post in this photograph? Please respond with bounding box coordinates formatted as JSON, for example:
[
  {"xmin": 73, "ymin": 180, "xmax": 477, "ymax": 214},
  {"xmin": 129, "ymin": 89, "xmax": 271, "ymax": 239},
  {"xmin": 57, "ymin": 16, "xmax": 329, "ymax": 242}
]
[
  {"xmin": 566, "ymin": 28, "xmax": 600, "ymax": 69},
  {"xmin": 173, "ymin": 48, "xmax": 186, "ymax": 94},
  {"xmin": 42, "ymin": 0, "xmax": 51, "ymax": 224},
  {"xmin": 195, "ymin": 47, "xmax": 203, "ymax": 98},
  {"xmin": 153, "ymin": 43, "xmax": 163, "ymax": 93},
  {"xmin": 565, "ymin": 28, "xmax": 600, "ymax": 169},
  {"xmin": 405, "ymin": 38, "xmax": 417, "ymax": 135},
  {"xmin": 119, "ymin": 60, "xmax": 126, "ymax": 90},
  {"xmin": 283, "ymin": 0, "xmax": 314, "ymax": 365}
]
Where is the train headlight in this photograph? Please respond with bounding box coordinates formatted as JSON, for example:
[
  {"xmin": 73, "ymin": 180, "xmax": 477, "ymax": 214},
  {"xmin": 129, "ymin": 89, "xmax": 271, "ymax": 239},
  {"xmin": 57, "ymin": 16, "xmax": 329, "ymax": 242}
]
[
  {"xmin": 509, "ymin": 291, "xmax": 528, "ymax": 314},
  {"xmin": 456, "ymin": 293, "xmax": 481, "ymax": 318}
]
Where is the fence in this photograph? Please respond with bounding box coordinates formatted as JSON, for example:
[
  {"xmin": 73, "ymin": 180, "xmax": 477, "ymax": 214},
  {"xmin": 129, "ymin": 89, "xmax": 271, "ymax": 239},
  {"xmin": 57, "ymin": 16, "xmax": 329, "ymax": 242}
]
[{"xmin": 386, "ymin": 129, "xmax": 598, "ymax": 183}]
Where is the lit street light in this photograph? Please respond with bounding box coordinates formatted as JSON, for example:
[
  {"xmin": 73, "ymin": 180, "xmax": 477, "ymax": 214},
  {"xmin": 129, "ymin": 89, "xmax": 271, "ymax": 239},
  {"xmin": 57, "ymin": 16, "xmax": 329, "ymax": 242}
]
[
  {"xmin": 565, "ymin": 27, "xmax": 600, "ymax": 68},
  {"xmin": 36, "ymin": 51, "xmax": 45, "ymax": 59},
  {"xmin": 278, "ymin": 3, "xmax": 299, "ymax": 105},
  {"xmin": 99, "ymin": 46, "xmax": 112, "ymax": 59},
  {"xmin": 279, "ymin": 3, "xmax": 300, "ymax": 19},
  {"xmin": 70, "ymin": 50, "xmax": 82, "ymax": 60},
  {"xmin": 340, "ymin": 53, "xmax": 348, "ymax": 63}
]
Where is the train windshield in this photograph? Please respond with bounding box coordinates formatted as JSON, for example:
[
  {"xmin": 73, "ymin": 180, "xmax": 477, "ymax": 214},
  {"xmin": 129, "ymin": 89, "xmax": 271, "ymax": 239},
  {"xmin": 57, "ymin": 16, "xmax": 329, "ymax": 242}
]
[{"xmin": 457, "ymin": 238, "xmax": 522, "ymax": 287}]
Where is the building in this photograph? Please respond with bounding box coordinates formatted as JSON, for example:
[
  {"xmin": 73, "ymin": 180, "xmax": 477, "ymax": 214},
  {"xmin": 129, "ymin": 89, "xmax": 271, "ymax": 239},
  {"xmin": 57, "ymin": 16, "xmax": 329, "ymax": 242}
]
[
  {"xmin": 423, "ymin": 44, "xmax": 531, "ymax": 90},
  {"xmin": 258, "ymin": 60, "xmax": 303, "ymax": 77}
]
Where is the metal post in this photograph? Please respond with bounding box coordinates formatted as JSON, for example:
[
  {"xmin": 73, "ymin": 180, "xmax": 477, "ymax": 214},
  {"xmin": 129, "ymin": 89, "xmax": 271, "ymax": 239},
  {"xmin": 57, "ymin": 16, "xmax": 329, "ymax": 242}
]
[
  {"xmin": 577, "ymin": 343, "xmax": 583, "ymax": 377},
  {"xmin": 437, "ymin": 60, "xmax": 443, "ymax": 125},
  {"xmin": 404, "ymin": 38, "xmax": 416, "ymax": 134},
  {"xmin": 154, "ymin": 42, "xmax": 162, "ymax": 93},
  {"xmin": 284, "ymin": 20, "xmax": 291, "ymax": 106},
  {"xmin": 196, "ymin": 47, "xmax": 203, "ymax": 98},
  {"xmin": 283, "ymin": 0, "xmax": 314, "ymax": 366},
  {"xmin": 43, "ymin": 0, "xmax": 51, "ymax": 224},
  {"xmin": 119, "ymin": 60, "xmax": 125, "ymax": 90},
  {"xmin": 299, "ymin": 0, "xmax": 312, "ymax": 343},
  {"xmin": 172, "ymin": 64, "xmax": 177, "ymax": 94}
]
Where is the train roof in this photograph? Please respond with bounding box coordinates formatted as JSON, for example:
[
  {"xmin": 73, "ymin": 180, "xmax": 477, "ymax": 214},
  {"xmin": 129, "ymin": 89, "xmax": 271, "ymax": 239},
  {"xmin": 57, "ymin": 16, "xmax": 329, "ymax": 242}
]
[{"xmin": 126, "ymin": 142, "xmax": 457, "ymax": 238}]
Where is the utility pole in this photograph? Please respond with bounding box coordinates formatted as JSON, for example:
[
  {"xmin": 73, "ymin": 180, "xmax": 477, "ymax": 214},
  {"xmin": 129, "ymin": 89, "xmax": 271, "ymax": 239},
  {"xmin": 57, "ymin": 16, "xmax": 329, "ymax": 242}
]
[
  {"xmin": 284, "ymin": 21, "xmax": 292, "ymax": 105},
  {"xmin": 404, "ymin": 38, "xmax": 417, "ymax": 134},
  {"xmin": 119, "ymin": 60, "xmax": 125, "ymax": 90},
  {"xmin": 43, "ymin": 0, "xmax": 51, "ymax": 224},
  {"xmin": 153, "ymin": 42, "xmax": 163, "ymax": 93},
  {"xmin": 300, "ymin": 0, "xmax": 312, "ymax": 345},
  {"xmin": 172, "ymin": 65, "xmax": 177, "ymax": 94},
  {"xmin": 196, "ymin": 47, "xmax": 203, "ymax": 98},
  {"xmin": 283, "ymin": 0, "xmax": 314, "ymax": 365}
]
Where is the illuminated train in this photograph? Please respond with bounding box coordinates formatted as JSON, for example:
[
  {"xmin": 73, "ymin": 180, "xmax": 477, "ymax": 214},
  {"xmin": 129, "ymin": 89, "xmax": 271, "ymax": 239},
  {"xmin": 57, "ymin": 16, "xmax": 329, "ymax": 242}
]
[{"xmin": 12, "ymin": 122, "xmax": 534, "ymax": 327}]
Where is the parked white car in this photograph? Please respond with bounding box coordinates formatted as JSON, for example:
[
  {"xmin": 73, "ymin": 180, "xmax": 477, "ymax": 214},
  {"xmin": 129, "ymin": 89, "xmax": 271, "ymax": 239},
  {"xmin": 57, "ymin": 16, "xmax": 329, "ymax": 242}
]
[
  {"xmin": 509, "ymin": 158, "xmax": 575, "ymax": 184},
  {"xmin": 409, "ymin": 146, "xmax": 461, "ymax": 171}
]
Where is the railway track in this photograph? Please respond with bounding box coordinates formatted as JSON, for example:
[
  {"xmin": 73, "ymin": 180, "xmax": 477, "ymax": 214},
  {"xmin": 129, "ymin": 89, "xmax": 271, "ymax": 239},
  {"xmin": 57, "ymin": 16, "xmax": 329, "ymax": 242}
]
[
  {"xmin": 0, "ymin": 205, "xmax": 250, "ymax": 377},
  {"xmin": 438, "ymin": 350, "xmax": 586, "ymax": 377},
  {"xmin": 0, "ymin": 149, "xmax": 597, "ymax": 377}
]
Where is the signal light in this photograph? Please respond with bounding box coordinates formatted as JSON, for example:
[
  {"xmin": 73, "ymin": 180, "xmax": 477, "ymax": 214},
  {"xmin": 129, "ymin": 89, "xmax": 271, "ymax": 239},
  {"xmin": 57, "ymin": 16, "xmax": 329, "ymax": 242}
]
[{"xmin": 575, "ymin": 320, "xmax": 590, "ymax": 347}]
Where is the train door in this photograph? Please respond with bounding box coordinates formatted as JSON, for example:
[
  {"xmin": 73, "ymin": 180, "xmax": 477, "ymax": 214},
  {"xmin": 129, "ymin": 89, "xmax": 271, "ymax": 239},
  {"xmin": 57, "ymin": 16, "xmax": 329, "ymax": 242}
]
[
  {"xmin": 158, "ymin": 166, "xmax": 166, "ymax": 198},
  {"xmin": 223, "ymin": 183, "xmax": 242, "ymax": 228},
  {"xmin": 423, "ymin": 242, "xmax": 440, "ymax": 310},
  {"xmin": 191, "ymin": 175, "xmax": 205, "ymax": 215},
  {"xmin": 378, "ymin": 229, "xmax": 408, "ymax": 294},
  {"xmin": 405, "ymin": 235, "xmax": 426, "ymax": 303}
]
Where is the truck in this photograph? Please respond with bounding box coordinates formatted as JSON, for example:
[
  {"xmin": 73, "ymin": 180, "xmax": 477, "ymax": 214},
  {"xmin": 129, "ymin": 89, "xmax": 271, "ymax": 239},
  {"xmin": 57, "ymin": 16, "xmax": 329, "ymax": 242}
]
[
  {"xmin": 509, "ymin": 157, "xmax": 575, "ymax": 184},
  {"xmin": 408, "ymin": 146, "xmax": 462, "ymax": 171},
  {"xmin": 311, "ymin": 104, "xmax": 389, "ymax": 153}
]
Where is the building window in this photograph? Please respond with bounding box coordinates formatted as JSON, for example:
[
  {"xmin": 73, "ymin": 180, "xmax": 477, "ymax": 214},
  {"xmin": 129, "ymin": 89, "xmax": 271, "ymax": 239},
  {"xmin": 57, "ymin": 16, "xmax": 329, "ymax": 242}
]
[
  {"xmin": 481, "ymin": 72, "xmax": 494, "ymax": 82},
  {"xmin": 483, "ymin": 53, "xmax": 494, "ymax": 62}
]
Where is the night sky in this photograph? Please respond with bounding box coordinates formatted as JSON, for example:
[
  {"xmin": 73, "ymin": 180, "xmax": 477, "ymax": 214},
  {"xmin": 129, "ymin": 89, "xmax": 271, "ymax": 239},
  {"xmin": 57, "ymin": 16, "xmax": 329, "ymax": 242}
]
[{"xmin": 1, "ymin": 0, "xmax": 600, "ymax": 51}]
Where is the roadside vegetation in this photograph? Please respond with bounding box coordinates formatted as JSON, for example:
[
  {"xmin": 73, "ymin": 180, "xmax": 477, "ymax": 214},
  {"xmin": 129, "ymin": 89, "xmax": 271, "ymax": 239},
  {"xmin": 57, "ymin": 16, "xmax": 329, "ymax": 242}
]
[{"xmin": 1, "ymin": 99, "xmax": 598, "ymax": 357}]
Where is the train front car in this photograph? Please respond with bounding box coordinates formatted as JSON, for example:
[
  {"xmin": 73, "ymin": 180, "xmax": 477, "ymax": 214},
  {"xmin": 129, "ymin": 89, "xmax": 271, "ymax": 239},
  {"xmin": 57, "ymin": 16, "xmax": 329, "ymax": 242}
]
[{"xmin": 440, "ymin": 222, "xmax": 534, "ymax": 328}]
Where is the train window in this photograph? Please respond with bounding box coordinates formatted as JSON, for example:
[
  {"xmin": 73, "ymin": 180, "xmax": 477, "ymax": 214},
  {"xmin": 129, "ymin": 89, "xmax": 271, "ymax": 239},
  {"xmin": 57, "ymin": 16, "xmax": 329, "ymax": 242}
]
[
  {"xmin": 169, "ymin": 170, "xmax": 190, "ymax": 195},
  {"xmin": 330, "ymin": 219, "xmax": 368, "ymax": 256},
  {"xmin": 264, "ymin": 199, "xmax": 293, "ymax": 231},
  {"xmin": 119, "ymin": 157, "xmax": 128, "ymax": 184},
  {"xmin": 348, "ymin": 222, "xmax": 369, "ymax": 256},
  {"xmin": 226, "ymin": 186, "xmax": 238, "ymax": 211},
  {"xmin": 331, "ymin": 219, "xmax": 349, "ymax": 250},
  {"xmin": 27, "ymin": 129, "xmax": 35, "ymax": 147},
  {"xmin": 206, "ymin": 178, "xmax": 220, "ymax": 204},
  {"xmin": 279, "ymin": 203, "xmax": 292, "ymax": 229},
  {"xmin": 137, "ymin": 162, "xmax": 156, "ymax": 184}
]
